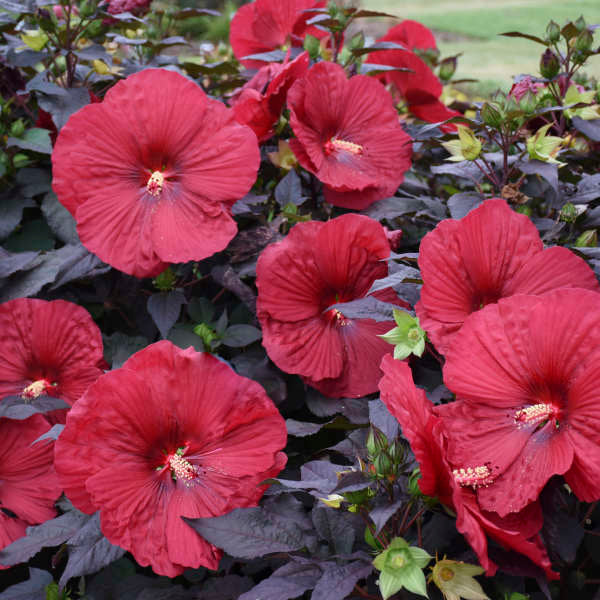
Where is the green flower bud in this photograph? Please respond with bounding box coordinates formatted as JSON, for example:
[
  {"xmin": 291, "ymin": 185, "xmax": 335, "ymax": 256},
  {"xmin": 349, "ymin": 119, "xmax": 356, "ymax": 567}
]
[
  {"xmin": 9, "ymin": 119, "xmax": 25, "ymax": 138},
  {"xmin": 519, "ymin": 90, "xmax": 538, "ymax": 114},
  {"xmin": 540, "ymin": 48, "xmax": 560, "ymax": 79},
  {"xmin": 193, "ymin": 323, "xmax": 219, "ymax": 349},
  {"xmin": 575, "ymin": 29, "xmax": 593, "ymax": 53},
  {"xmin": 430, "ymin": 559, "xmax": 489, "ymax": 600},
  {"xmin": 152, "ymin": 267, "xmax": 177, "ymax": 291},
  {"xmin": 480, "ymin": 102, "xmax": 503, "ymax": 128},
  {"xmin": 303, "ymin": 34, "xmax": 320, "ymax": 60},
  {"xmin": 20, "ymin": 29, "xmax": 49, "ymax": 51},
  {"xmin": 575, "ymin": 16, "xmax": 587, "ymax": 32},
  {"xmin": 559, "ymin": 202, "xmax": 578, "ymax": 223},
  {"xmin": 439, "ymin": 56, "xmax": 457, "ymax": 82},
  {"xmin": 546, "ymin": 20, "xmax": 561, "ymax": 43},
  {"xmin": 12, "ymin": 153, "xmax": 30, "ymax": 169},
  {"xmin": 575, "ymin": 229, "xmax": 597, "ymax": 247}
]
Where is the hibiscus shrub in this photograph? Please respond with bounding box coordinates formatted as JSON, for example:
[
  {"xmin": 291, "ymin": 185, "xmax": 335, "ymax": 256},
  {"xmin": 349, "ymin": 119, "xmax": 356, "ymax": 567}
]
[{"xmin": 1, "ymin": 1, "xmax": 600, "ymax": 599}]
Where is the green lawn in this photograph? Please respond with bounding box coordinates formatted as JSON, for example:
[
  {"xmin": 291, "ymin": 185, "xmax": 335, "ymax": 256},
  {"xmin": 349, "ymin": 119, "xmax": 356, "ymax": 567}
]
[{"xmin": 361, "ymin": 0, "xmax": 600, "ymax": 95}]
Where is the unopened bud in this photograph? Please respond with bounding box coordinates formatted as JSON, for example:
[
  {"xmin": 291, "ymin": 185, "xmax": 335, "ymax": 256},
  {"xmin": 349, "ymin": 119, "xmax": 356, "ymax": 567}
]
[
  {"xmin": 575, "ymin": 29, "xmax": 593, "ymax": 53},
  {"xmin": 560, "ymin": 202, "xmax": 578, "ymax": 223},
  {"xmin": 575, "ymin": 16, "xmax": 587, "ymax": 32},
  {"xmin": 546, "ymin": 20, "xmax": 561, "ymax": 43},
  {"xmin": 519, "ymin": 90, "xmax": 537, "ymax": 114},
  {"xmin": 438, "ymin": 56, "xmax": 457, "ymax": 82},
  {"xmin": 575, "ymin": 229, "xmax": 597, "ymax": 247},
  {"xmin": 481, "ymin": 102, "xmax": 503, "ymax": 128},
  {"xmin": 540, "ymin": 49, "xmax": 560, "ymax": 79}
]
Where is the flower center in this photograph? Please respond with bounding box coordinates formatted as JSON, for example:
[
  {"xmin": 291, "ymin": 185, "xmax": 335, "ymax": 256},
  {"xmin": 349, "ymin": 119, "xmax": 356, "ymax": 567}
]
[
  {"xmin": 159, "ymin": 445, "xmax": 200, "ymax": 487},
  {"xmin": 146, "ymin": 171, "xmax": 165, "ymax": 197},
  {"xmin": 452, "ymin": 465, "xmax": 495, "ymax": 488},
  {"xmin": 21, "ymin": 379, "xmax": 54, "ymax": 400},
  {"xmin": 440, "ymin": 567, "xmax": 454, "ymax": 581},
  {"xmin": 332, "ymin": 309, "xmax": 350, "ymax": 326},
  {"xmin": 324, "ymin": 137, "xmax": 364, "ymax": 156},
  {"xmin": 514, "ymin": 403, "xmax": 558, "ymax": 430}
]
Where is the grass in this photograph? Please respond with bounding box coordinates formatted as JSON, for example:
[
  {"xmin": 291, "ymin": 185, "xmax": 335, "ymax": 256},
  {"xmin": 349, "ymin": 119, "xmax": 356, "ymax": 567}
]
[{"xmin": 360, "ymin": 0, "xmax": 600, "ymax": 95}]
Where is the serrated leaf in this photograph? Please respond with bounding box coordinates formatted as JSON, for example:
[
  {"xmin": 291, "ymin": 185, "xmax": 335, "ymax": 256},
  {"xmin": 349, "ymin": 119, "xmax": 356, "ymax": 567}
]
[
  {"xmin": 184, "ymin": 506, "xmax": 309, "ymax": 559},
  {"xmin": 221, "ymin": 324, "xmax": 262, "ymax": 347},
  {"xmin": 37, "ymin": 87, "xmax": 90, "ymax": 130},
  {"xmin": 147, "ymin": 290, "xmax": 186, "ymax": 339},
  {"xmin": 59, "ymin": 512, "xmax": 126, "ymax": 588}
]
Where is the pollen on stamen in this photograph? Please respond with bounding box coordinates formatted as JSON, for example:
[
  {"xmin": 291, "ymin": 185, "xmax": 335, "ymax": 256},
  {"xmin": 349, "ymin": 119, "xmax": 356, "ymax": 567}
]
[
  {"xmin": 333, "ymin": 309, "xmax": 350, "ymax": 326},
  {"xmin": 146, "ymin": 171, "xmax": 165, "ymax": 197},
  {"xmin": 21, "ymin": 379, "xmax": 53, "ymax": 400},
  {"xmin": 514, "ymin": 403, "xmax": 556, "ymax": 427},
  {"xmin": 324, "ymin": 137, "xmax": 364, "ymax": 156},
  {"xmin": 168, "ymin": 453, "xmax": 199, "ymax": 487},
  {"xmin": 452, "ymin": 465, "xmax": 495, "ymax": 488}
]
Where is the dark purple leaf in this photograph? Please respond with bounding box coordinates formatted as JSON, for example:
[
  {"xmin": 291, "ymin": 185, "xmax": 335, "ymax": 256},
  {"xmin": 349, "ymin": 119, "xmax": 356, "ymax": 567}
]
[
  {"xmin": 286, "ymin": 418, "xmax": 332, "ymax": 437},
  {"xmin": 332, "ymin": 471, "xmax": 370, "ymax": 494},
  {"xmin": 311, "ymin": 506, "xmax": 355, "ymax": 555},
  {"xmin": 230, "ymin": 349, "xmax": 286, "ymax": 405},
  {"xmin": 49, "ymin": 244, "xmax": 110, "ymax": 289},
  {"xmin": 222, "ymin": 324, "xmax": 262, "ymax": 348},
  {"xmin": 0, "ymin": 192, "xmax": 34, "ymax": 240},
  {"xmin": 0, "ymin": 511, "xmax": 89, "ymax": 565},
  {"xmin": 0, "ymin": 395, "xmax": 69, "ymax": 420},
  {"xmin": 41, "ymin": 191, "xmax": 78, "ymax": 245},
  {"xmin": 311, "ymin": 560, "xmax": 373, "ymax": 600},
  {"xmin": 431, "ymin": 161, "xmax": 485, "ymax": 181},
  {"xmin": 0, "ymin": 567, "xmax": 52, "ymax": 600},
  {"xmin": 238, "ymin": 559, "xmax": 323, "ymax": 600},
  {"xmin": 241, "ymin": 50, "xmax": 286, "ymax": 62},
  {"xmin": 305, "ymin": 392, "xmax": 369, "ymax": 424},
  {"xmin": 184, "ymin": 506, "xmax": 310, "ymax": 559},
  {"xmin": 368, "ymin": 266, "xmax": 420, "ymax": 294},
  {"xmin": 368, "ymin": 399, "xmax": 398, "ymax": 441},
  {"xmin": 211, "ymin": 264, "xmax": 256, "ymax": 314},
  {"xmin": 147, "ymin": 290, "xmax": 186, "ymax": 339},
  {"xmin": 568, "ymin": 173, "xmax": 600, "ymax": 204},
  {"xmin": 369, "ymin": 498, "xmax": 404, "ymax": 535},
  {"xmin": 326, "ymin": 296, "xmax": 397, "ymax": 322},
  {"xmin": 275, "ymin": 170, "xmax": 305, "ymax": 206},
  {"xmin": 0, "ymin": 248, "xmax": 40, "ymax": 278},
  {"xmin": 447, "ymin": 192, "xmax": 483, "ymax": 219},
  {"xmin": 197, "ymin": 574, "xmax": 253, "ymax": 600},
  {"xmin": 37, "ymin": 87, "xmax": 90, "ymax": 130},
  {"xmin": 32, "ymin": 423, "xmax": 64, "ymax": 444},
  {"xmin": 59, "ymin": 512, "xmax": 126, "ymax": 588},
  {"xmin": 276, "ymin": 460, "xmax": 343, "ymax": 493},
  {"xmin": 572, "ymin": 117, "xmax": 600, "ymax": 141},
  {"xmin": 515, "ymin": 159, "xmax": 558, "ymax": 193}
]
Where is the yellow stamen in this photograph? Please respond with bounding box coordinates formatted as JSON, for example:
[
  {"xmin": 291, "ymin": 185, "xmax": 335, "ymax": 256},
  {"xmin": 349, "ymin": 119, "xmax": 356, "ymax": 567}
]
[
  {"xmin": 324, "ymin": 137, "xmax": 364, "ymax": 156},
  {"xmin": 514, "ymin": 403, "xmax": 556, "ymax": 427},
  {"xmin": 452, "ymin": 465, "xmax": 495, "ymax": 488},
  {"xmin": 21, "ymin": 379, "xmax": 52, "ymax": 400}
]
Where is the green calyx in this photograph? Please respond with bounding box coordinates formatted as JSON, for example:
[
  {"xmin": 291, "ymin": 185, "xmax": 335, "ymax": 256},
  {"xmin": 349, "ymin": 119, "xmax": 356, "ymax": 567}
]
[
  {"xmin": 379, "ymin": 309, "xmax": 426, "ymax": 360},
  {"xmin": 373, "ymin": 537, "xmax": 432, "ymax": 599}
]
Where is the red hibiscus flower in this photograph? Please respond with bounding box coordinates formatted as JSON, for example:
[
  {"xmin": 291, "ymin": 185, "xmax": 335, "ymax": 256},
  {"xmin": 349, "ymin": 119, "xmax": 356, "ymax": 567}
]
[
  {"xmin": 439, "ymin": 288, "xmax": 600, "ymax": 519},
  {"xmin": 367, "ymin": 20, "xmax": 461, "ymax": 132},
  {"xmin": 378, "ymin": 356, "xmax": 557, "ymax": 578},
  {"xmin": 0, "ymin": 415, "xmax": 62, "ymax": 568},
  {"xmin": 287, "ymin": 61, "xmax": 412, "ymax": 209},
  {"xmin": 231, "ymin": 52, "xmax": 309, "ymax": 142},
  {"xmin": 0, "ymin": 298, "xmax": 105, "ymax": 407},
  {"xmin": 52, "ymin": 68, "xmax": 260, "ymax": 278},
  {"xmin": 416, "ymin": 198, "xmax": 600, "ymax": 354},
  {"xmin": 230, "ymin": 0, "xmax": 326, "ymax": 69},
  {"xmin": 256, "ymin": 214, "xmax": 407, "ymax": 398},
  {"xmin": 54, "ymin": 341, "xmax": 287, "ymax": 577}
]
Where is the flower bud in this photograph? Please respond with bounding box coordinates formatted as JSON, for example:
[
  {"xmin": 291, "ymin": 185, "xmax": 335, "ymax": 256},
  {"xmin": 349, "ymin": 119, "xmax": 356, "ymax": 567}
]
[
  {"xmin": 575, "ymin": 29, "xmax": 593, "ymax": 53},
  {"xmin": 546, "ymin": 20, "xmax": 561, "ymax": 43},
  {"xmin": 575, "ymin": 229, "xmax": 597, "ymax": 247},
  {"xmin": 575, "ymin": 16, "xmax": 587, "ymax": 32},
  {"xmin": 457, "ymin": 125, "xmax": 482, "ymax": 161},
  {"xmin": 559, "ymin": 202, "xmax": 578, "ymax": 223},
  {"xmin": 540, "ymin": 48, "xmax": 560, "ymax": 79},
  {"xmin": 439, "ymin": 56, "xmax": 457, "ymax": 82},
  {"xmin": 480, "ymin": 102, "xmax": 503, "ymax": 128},
  {"xmin": 152, "ymin": 266, "xmax": 176, "ymax": 291},
  {"xmin": 9, "ymin": 119, "xmax": 25, "ymax": 138},
  {"xmin": 519, "ymin": 89, "xmax": 538, "ymax": 114}
]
